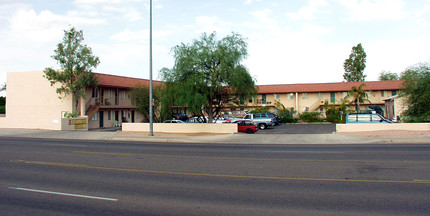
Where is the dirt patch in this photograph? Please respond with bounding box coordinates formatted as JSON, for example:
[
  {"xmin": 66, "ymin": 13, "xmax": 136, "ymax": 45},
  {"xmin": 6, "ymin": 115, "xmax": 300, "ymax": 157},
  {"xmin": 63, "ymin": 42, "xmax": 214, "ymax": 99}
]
[{"xmin": 338, "ymin": 130, "xmax": 430, "ymax": 138}]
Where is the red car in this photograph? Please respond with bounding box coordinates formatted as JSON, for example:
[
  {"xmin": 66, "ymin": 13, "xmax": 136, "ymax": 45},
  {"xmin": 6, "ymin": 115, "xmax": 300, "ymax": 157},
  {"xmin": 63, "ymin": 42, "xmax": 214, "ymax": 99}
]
[{"xmin": 232, "ymin": 120, "xmax": 258, "ymax": 134}]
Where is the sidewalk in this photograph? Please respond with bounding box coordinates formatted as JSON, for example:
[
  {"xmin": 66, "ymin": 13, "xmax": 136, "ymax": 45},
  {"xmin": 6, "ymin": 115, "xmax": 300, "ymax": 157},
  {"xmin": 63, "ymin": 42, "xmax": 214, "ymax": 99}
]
[{"xmin": 0, "ymin": 128, "xmax": 428, "ymax": 144}]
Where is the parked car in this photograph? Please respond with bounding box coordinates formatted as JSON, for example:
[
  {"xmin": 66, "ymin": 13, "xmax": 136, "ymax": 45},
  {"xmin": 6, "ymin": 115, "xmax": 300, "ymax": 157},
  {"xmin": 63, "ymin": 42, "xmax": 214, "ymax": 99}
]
[
  {"xmin": 265, "ymin": 112, "xmax": 281, "ymax": 125},
  {"xmin": 163, "ymin": 119, "xmax": 186, "ymax": 123},
  {"xmin": 232, "ymin": 120, "xmax": 258, "ymax": 134},
  {"xmin": 186, "ymin": 117, "xmax": 205, "ymax": 123},
  {"xmin": 214, "ymin": 115, "xmax": 238, "ymax": 123},
  {"xmin": 345, "ymin": 113, "xmax": 392, "ymax": 124},
  {"xmin": 173, "ymin": 113, "xmax": 188, "ymax": 121},
  {"xmin": 243, "ymin": 114, "xmax": 273, "ymax": 130}
]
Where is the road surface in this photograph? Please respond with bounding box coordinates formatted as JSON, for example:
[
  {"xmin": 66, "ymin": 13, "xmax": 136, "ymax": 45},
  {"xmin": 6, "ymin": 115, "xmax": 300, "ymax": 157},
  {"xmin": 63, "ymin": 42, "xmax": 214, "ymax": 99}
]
[{"xmin": 1, "ymin": 137, "xmax": 429, "ymax": 215}]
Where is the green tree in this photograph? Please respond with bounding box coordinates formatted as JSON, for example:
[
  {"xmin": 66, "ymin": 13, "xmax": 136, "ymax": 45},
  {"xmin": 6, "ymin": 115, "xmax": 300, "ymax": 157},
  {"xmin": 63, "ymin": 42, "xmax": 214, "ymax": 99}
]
[
  {"xmin": 347, "ymin": 83, "xmax": 370, "ymax": 113},
  {"xmin": 400, "ymin": 62, "xmax": 430, "ymax": 122},
  {"xmin": 44, "ymin": 27, "xmax": 99, "ymax": 113},
  {"xmin": 378, "ymin": 70, "xmax": 399, "ymax": 81},
  {"xmin": 129, "ymin": 83, "xmax": 163, "ymax": 123},
  {"xmin": 161, "ymin": 32, "xmax": 257, "ymax": 123},
  {"xmin": 343, "ymin": 43, "xmax": 367, "ymax": 82},
  {"xmin": 0, "ymin": 83, "xmax": 5, "ymax": 92}
]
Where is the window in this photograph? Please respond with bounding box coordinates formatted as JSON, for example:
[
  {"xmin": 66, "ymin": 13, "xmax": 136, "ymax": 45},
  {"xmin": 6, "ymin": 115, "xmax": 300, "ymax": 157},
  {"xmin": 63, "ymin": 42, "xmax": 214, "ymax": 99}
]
[
  {"xmin": 91, "ymin": 114, "xmax": 98, "ymax": 121},
  {"xmin": 305, "ymin": 107, "xmax": 310, "ymax": 112},
  {"xmin": 381, "ymin": 91, "xmax": 386, "ymax": 97},
  {"xmin": 121, "ymin": 90, "xmax": 126, "ymax": 99},
  {"xmin": 108, "ymin": 111, "xmax": 112, "ymax": 120},
  {"xmin": 330, "ymin": 92, "xmax": 336, "ymax": 103},
  {"xmin": 262, "ymin": 94, "xmax": 267, "ymax": 104},
  {"xmin": 107, "ymin": 89, "xmax": 113, "ymax": 99},
  {"xmin": 249, "ymin": 98, "xmax": 253, "ymax": 103},
  {"xmin": 274, "ymin": 94, "xmax": 280, "ymax": 100},
  {"xmin": 92, "ymin": 88, "xmax": 98, "ymax": 98},
  {"xmin": 392, "ymin": 90, "xmax": 397, "ymax": 96},
  {"xmin": 302, "ymin": 93, "xmax": 308, "ymax": 99},
  {"xmin": 288, "ymin": 93, "xmax": 294, "ymax": 100},
  {"xmin": 136, "ymin": 112, "xmax": 140, "ymax": 119},
  {"xmin": 316, "ymin": 93, "xmax": 323, "ymax": 99}
]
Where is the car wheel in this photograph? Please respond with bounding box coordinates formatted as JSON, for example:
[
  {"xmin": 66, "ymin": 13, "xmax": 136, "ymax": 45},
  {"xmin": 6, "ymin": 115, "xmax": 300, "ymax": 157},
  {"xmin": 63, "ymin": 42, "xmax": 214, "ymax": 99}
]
[
  {"xmin": 246, "ymin": 128, "xmax": 254, "ymax": 134},
  {"xmin": 259, "ymin": 124, "xmax": 266, "ymax": 130}
]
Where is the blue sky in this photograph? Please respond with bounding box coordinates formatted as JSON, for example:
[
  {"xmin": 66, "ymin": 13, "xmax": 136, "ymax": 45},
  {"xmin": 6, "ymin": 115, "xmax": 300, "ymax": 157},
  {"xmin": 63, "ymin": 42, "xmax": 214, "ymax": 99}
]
[{"xmin": 1, "ymin": 0, "xmax": 430, "ymax": 96}]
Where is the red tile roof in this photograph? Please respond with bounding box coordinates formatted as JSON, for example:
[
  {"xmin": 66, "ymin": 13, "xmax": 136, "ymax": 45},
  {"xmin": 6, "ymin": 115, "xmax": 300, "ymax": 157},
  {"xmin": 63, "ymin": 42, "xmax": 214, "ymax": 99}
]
[
  {"xmin": 94, "ymin": 73, "xmax": 162, "ymax": 88},
  {"xmin": 257, "ymin": 80, "xmax": 404, "ymax": 94},
  {"xmin": 94, "ymin": 73, "xmax": 403, "ymax": 93}
]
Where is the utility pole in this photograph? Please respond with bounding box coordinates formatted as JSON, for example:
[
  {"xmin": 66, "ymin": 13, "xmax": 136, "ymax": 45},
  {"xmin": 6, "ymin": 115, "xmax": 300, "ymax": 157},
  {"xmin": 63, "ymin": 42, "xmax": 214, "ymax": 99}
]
[{"xmin": 149, "ymin": 0, "xmax": 154, "ymax": 136}]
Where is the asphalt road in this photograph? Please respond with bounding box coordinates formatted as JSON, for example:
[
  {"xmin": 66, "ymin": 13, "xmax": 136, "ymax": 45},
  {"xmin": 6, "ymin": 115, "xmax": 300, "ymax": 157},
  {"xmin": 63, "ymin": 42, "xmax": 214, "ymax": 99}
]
[
  {"xmin": 1, "ymin": 137, "xmax": 429, "ymax": 215},
  {"xmin": 260, "ymin": 123, "xmax": 337, "ymax": 134}
]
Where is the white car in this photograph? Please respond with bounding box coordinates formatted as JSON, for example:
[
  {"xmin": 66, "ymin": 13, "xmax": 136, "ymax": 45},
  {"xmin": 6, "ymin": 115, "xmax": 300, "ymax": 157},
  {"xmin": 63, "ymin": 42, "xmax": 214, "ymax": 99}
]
[{"xmin": 163, "ymin": 120, "xmax": 185, "ymax": 123}]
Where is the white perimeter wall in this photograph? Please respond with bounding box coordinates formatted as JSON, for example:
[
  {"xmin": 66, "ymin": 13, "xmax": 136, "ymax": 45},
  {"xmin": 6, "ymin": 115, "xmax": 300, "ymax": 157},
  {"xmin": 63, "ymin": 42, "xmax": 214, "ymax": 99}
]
[
  {"xmin": 123, "ymin": 123, "xmax": 238, "ymax": 134},
  {"xmin": 337, "ymin": 123, "xmax": 430, "ymax": 132}
]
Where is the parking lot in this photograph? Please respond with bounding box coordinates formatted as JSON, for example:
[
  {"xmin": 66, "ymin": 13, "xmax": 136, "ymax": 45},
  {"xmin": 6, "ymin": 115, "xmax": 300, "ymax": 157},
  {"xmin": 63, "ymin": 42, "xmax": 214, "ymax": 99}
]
[{"xmin": 259, "ymin": 124, "xmax": 336, "ymax": 134}]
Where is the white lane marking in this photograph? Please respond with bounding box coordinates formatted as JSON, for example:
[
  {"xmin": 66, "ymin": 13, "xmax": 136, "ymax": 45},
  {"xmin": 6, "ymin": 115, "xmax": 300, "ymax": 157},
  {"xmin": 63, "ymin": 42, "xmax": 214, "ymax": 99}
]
[{"xmin": 8, "ymin": 187, "xmax": 118, "ymax": 201}]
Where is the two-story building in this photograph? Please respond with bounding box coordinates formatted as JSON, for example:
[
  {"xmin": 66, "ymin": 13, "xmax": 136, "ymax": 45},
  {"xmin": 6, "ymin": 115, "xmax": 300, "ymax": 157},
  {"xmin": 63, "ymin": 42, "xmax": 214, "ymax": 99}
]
[
  {"xmin": 232, "ymin": 81, "xmax": 404, "ymax": 116},
  {"xmin": 0, "ymin": 71, "xmax": 160, "ymax": 130},
  {"xmin": 0, "ymin": 71, "xmax": 404, "ymax": 130}
]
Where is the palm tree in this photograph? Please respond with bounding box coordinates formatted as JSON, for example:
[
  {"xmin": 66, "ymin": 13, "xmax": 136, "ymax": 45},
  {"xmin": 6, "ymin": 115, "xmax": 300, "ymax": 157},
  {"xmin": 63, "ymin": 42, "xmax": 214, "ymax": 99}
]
[{"xmin": 346, "ymin": 83, "xmax": 370, "ymax": 113}]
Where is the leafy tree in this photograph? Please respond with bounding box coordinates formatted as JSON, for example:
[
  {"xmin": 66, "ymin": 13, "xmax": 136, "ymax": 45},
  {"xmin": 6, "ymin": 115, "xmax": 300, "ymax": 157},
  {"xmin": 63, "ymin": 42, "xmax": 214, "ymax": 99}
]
[
  {"xmin": 129, "ymin": 83, "xmax": 164, "ymax": 123},
  {"xmin": 161, "ymin": 32, "xmax": 257, "ymax": 123},
  {"xmin": 44, "ymin": 27, "xmax": 99, "ymax": 113},
  {"xmin": 0, "ymin": 83, "xmax": 5, "ymax": 92},
  {"xmin": 378, "ymin": 70, "xmax": 399, "ymax": 81},
  {"xmin": 400, "ymin": 62, "xmax": 430, "ymax": 122},
  {"xmin": 346, "ymin": 83, "xmax": 370, "ymax": 113},
  {"xmin": 343, "ymin": 43, "xmax": 367, "ymax": 82}
]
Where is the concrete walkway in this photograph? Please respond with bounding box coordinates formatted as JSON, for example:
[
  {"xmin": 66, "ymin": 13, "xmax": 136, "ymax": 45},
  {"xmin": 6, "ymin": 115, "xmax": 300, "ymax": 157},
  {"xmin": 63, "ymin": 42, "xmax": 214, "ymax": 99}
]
[{"xmin": 0, "ymin": 128, "xmax": 428, "ymax": 144}]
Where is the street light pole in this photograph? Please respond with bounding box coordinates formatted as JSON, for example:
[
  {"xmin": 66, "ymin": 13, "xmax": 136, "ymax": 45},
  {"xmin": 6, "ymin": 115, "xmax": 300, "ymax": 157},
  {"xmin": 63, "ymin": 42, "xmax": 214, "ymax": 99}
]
[{"xmin": 149, "ymin": 0, "xmax": 154, "ymax": 136}]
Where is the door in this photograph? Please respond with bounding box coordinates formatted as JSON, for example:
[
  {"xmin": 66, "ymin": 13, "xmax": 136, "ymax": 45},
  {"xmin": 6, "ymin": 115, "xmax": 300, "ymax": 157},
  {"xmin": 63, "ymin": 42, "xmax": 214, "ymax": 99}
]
[
  {"xmin": 100, "ymin": 88, "xmax": 104, "ymax": 105},
  {"xmin": 131, "ymin": 110, "xmax": 135, "ymax": 123},
  {"xmin": 115, "ymin": 111, "xmax": 119, "ymax": 121},
  {"xmin": 99, "ymin": 111, "xmax": 104, "ymax": 128}
]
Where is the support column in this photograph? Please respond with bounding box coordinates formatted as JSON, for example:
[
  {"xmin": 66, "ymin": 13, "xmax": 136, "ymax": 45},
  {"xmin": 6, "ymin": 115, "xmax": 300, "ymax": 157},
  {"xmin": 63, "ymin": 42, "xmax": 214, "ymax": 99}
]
[{"xmin": 80, "ymin": 97, "xmax": 86, "ymax": 116}]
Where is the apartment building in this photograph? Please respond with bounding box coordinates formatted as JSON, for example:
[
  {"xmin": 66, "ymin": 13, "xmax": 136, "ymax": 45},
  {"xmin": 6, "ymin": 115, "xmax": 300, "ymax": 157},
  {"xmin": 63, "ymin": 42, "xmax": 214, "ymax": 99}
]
[
  {"xmin": 235, "ymin": 80, "xmax": 404, "ymax": 117},
  {"xmin": 0, "ymin": 71, "xmax": 403, "ymax": 130},
  {"xmin": 0, "ymin": 71, "xmax": 160, "ymax": 130}
]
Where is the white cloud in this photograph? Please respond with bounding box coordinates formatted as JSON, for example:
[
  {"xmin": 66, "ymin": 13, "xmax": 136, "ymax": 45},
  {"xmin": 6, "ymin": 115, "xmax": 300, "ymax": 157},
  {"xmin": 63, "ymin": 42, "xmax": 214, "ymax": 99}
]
[
  {"xmin": 244, "ymin": 0, "xmax": 262, "ymax": 5},
  {"xmin": 286, "ymin": 0, "xmax": 329, "ymax": 20},
  {"xmin": 335, "ymin": 0, "xmax": 408, "ymax": 22},
  {"xmin": 194, "ymin": 16, "xmax": 233, "ymax": 35}
]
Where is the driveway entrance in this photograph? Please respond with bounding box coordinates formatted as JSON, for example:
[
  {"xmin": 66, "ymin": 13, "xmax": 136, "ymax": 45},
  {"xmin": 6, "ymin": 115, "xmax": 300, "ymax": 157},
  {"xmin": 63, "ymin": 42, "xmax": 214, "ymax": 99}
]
[{"xmin": 260, "ymin": 124, "xmax": 336, "ymax": 134}]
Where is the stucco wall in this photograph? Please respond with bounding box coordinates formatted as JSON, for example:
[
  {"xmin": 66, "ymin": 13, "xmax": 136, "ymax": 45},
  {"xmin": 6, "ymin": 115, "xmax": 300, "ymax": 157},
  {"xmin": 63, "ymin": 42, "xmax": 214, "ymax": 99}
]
[
  {"xmin": 122, "ymin": 123, "xmax": 238, "ymax": 134},
  {"xmin": 0, "ymin": 71, "xmax": 73, "ymax": 130},
  {"xmin": 336, "ymin": 123, "xmax": 430, "ymax": 133}
]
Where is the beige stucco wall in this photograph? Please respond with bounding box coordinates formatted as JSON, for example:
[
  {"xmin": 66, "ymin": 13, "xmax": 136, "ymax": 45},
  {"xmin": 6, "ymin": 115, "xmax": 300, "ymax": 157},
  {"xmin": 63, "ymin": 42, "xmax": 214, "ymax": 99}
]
[
  {"xmin": 123, "ymin": 123, "xmax": 238, "ymax": 134},
  {"xmin": 61, "ymin": 117, "xmax": 88, "ymax": 130},
  {"xmin": 0, "ymin": 71, "xmax": 73, "ymax": 130},
  {"xmin": 336, "ymin": 123, "xmax": 430, "ymax": 133}
]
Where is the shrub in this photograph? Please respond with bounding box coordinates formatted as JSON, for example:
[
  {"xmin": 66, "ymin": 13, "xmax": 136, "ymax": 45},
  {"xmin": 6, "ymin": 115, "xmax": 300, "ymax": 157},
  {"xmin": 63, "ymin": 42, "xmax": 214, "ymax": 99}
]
[
  {"xmin": 281, "ymin": 116, "xmax": 298, "ymax": 123},
  {"xmin": 325, "ymin": 109, "xmax": 342, "ymax": 123},
  {"xmin": 0, "ymin": 106, "xmax": 4, "ymax": 114},
  {"xmin": 299, "ymin": 112, "xmax": 322, "ymax": 122},
  {"xmin": 279, "ymin": 107, "xmax": 298, "ymax": 123},
  {"xmin": 250, "ymin": 107, "xmax": 269, "ymax": 114}
]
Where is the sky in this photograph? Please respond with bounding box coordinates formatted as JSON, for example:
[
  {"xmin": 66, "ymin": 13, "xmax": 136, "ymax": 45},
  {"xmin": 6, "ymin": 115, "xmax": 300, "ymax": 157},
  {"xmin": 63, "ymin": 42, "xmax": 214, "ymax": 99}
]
[{"xmin": 1, "ymin": 0, "xmax": 430, "ymax": 96}]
